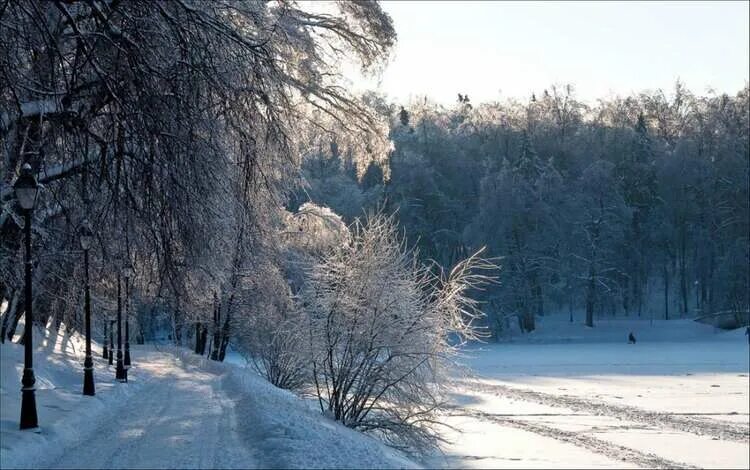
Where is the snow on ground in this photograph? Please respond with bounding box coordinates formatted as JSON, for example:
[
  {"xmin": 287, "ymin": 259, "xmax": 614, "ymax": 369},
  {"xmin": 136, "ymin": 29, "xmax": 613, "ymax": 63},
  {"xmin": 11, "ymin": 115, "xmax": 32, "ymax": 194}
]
[
  {"xmin": 177, "ymin": 349, "xmax": 416, "ymax": 469},
  {"xmin": 0, "ymin": 319, "xmax": 146, "ymax": 469},
  {"xmin": 0, "ymin": 321, "xmax": 416, "ymax": 469},
  {"xmin": 430, "ymin": 316, "xmax": 750, "ymax": 469},
  {"xmin": 433, "ymin": 413, "xmax": 636, "ymax": 469},
  {"xmin": 2, "ymin": 315, "xmax": 748, "ymax": 469}
]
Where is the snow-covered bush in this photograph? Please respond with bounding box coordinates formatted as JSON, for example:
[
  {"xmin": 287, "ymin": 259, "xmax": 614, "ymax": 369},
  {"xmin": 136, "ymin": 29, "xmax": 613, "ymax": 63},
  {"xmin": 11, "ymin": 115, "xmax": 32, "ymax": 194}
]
[
  {"xmin": 302, "ymin": 212, "xmax": 497, "ymax": 452},
  {"xmin": 236, "ymin": 204, "xmax": 350, "ymax": 391},
  {"xmin": 243, "ymin": 310, "xmax": 309, "ymax": 391},
  {"xmin": 281, "ymin": 203, "xmax": 350, "ymax": 293},
  {"xmin": 229, "ymin": 255, "xmax": 308, "ymax": 391}
]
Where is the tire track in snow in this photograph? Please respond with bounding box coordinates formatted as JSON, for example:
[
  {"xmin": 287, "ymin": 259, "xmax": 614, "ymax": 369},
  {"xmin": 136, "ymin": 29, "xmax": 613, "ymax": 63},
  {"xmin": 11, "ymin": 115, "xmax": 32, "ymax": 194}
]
[
  {"xmin": 466, "ymin": 380, "xmax": 750, "ymax": 443},
  {"xmin": 450, "ymin": 407, "xmax": 698, "ymax": 470}
]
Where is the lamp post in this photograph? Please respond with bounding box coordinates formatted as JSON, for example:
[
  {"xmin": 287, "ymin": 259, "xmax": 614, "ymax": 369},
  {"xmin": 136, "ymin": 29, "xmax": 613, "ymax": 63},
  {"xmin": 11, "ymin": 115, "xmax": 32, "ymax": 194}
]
[
  {"xmin": 123, "ymin": 262, "xmax": 134, "ymax": 368},
  {"xmin": 80, "ymin": 221, "xmax": 95, "ymax": 396},
  {"xmin": 114, "ymin": 256, "xmax": 126, "ymax": 382},
  {"xmin": 108, "ymin": 319, "xmax": 114, "ymax": 366},
  {"xmin": 15, "ymin": 163, "xmax": 39, "ymax": 430}
]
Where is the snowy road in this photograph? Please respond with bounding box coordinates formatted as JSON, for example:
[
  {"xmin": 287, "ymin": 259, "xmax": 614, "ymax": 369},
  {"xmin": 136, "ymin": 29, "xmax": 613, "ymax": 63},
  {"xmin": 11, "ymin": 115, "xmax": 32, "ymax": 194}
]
[{"xmin": 40, "ymin": 350, "xmax": 255, "ymax": 469}]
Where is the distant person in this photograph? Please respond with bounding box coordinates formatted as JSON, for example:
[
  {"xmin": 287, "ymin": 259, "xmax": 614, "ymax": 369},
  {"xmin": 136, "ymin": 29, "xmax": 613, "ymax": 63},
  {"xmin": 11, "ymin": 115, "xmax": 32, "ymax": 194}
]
[
  {"xmin": 628, "ymin": 332, "xmax": 637, "ymax": 344},
  {"xmin": 745, "ymin": 326, "xmax": 749, "ymax": 344}
]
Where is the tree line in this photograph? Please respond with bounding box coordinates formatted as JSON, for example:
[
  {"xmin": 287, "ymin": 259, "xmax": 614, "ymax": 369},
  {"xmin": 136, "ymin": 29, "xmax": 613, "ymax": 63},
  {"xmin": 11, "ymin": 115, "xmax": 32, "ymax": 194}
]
[{"xmin": 299, "ymin": 83, "xmax": 749, "ymax": 335}]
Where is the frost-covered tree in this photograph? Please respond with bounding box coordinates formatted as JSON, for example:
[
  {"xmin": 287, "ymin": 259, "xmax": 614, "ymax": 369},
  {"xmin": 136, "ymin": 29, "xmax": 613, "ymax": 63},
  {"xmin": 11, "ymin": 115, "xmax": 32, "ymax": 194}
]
[{"xmin": 0, "ymin": 0, "xmax": 396, "ymax": 341}]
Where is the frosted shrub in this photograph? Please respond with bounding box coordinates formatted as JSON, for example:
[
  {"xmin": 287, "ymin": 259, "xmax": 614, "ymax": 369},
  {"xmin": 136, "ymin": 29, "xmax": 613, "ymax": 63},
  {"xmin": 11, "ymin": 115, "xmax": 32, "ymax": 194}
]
[
  {"xmin": 302, "ymin": 213, "xmax": 497, "ymax": 452},
  {"xmin": 233, "ymin": 261, "xmax": 309, "ymax": 391},
  {"xmin": 244, "ymin": 314, "xmax": 309, "ymax": 391},
  {"xmin": 238, "ymin": 204, "xmax": 349, "ymax": 391}
]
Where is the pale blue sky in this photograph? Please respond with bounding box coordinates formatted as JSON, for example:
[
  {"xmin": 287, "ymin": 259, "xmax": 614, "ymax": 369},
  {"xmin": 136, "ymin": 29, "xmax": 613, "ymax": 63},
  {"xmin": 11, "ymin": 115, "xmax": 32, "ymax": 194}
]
[{"xmin": 353, "ymin": 1, "xmax": 749, "ymax": 105}]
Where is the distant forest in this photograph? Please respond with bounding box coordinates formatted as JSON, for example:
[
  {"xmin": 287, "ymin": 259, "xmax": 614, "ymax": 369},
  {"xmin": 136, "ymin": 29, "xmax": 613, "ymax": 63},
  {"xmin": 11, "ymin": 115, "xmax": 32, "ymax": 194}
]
[{"xmin": 295, "ymin": 83, "xmax": 750, "ymax": 335}]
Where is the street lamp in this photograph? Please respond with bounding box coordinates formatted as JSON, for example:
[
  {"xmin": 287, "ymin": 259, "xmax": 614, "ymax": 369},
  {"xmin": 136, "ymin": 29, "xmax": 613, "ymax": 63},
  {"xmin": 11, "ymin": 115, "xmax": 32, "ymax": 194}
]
[
  {"xmin": 123, "ymin": 261, "xmax": 135, "ymax": 368},
  {"xmin": 108, "ymin": 319, "xmax": 114, "ymax": 366},
  {"xmin": 114, "ymin": 254, "xmax": 126, "ymax": 382},
  {"xmin": 79, "ymin": 220, "xmax": 95, "ymax": 396},
  {"xmin": 15, "ymin": 163, "xmax": 39, "ymax": 430}
]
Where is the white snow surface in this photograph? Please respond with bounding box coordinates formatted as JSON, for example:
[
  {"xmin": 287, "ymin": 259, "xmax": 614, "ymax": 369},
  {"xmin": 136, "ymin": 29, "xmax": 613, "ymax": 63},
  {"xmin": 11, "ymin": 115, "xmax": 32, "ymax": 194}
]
[
  {"xmin": 0, "ymin": 321, "xmax": 416, "ymax": 469},
  {"xmin": 428, "ymin": 316, "xmax": 750, "ymax": 469},
  {"xmin": 2, "ymin": 315, "xmax": 749, "ymax": 469}
]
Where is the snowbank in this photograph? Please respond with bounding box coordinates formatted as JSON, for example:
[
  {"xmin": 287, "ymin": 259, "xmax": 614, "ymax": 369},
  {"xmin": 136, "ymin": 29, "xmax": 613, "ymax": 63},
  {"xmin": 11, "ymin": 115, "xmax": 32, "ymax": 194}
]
[
  {"xmin": 174, "ymin": 349, "xmax": 418, "ymax": 469},
  {"xmin": 1, "ymin": 321, "xmax": 146, "ymax": 469}
]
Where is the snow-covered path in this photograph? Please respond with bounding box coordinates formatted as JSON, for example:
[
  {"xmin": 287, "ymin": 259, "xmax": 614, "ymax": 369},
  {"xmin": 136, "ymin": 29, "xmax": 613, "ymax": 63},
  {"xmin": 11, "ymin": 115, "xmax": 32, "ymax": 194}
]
[
  {"xmin": 1, "ymin": 329, "xmax": 416, "ymax": 470},
  {"xmin": 45, "ymin": 350, "xmax": 255, "ymax": 469}
]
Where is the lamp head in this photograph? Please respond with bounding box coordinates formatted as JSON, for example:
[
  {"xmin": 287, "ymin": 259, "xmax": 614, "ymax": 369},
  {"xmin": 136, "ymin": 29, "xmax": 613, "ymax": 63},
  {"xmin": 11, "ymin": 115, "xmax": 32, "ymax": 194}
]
[
  {"xmin": 79, "ymin": 220, "xmax": 94, "ymax": 250},
  {"xmin": 14, "ymin": 163, "xmax": 38, "ymax": 210},
  {"xmin": 123, "ymin": 260, "xmax": 135, "ymax": 280}
]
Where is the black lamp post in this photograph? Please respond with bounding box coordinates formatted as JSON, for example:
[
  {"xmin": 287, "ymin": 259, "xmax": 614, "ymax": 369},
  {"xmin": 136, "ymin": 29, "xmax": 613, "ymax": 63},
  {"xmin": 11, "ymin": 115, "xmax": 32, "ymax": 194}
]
[
  {"xmin": 123, "ymin": 262, "xmax": 134, "ymax": 368},
  {"xmin": 108, "ymin": 319, "xmax": 114, "ymax": 366},
  {"xmin": 15, "ymin": 163, "xmax": 39, "ymax": 430},
  {"xmin": 114, "ymin": 255, "xmax": 126, "ymax": 382},
  {"xmin": 80, "ymin": 221, "xmax": 95, "ymax": 396}
]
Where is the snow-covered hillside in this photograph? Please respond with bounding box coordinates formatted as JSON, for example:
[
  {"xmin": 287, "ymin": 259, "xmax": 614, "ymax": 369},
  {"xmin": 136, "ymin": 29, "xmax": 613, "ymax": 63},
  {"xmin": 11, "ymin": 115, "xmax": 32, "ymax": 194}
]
[{"xmin": 0, "ymin": 321, "xmax": 416, "ymax": 469}]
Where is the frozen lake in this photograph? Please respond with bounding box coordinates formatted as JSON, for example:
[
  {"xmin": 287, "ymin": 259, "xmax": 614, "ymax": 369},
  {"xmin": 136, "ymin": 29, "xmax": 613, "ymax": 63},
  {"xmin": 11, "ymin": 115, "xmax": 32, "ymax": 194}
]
[{"xmin": 430, "ymin": 318, "xmax": 750, "ymax": 469}]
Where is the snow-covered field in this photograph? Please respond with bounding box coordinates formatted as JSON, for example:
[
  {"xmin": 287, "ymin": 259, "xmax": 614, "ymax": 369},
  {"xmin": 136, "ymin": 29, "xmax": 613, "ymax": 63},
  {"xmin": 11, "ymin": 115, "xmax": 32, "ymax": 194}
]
[
  {"xmin": 1, "ymin": 316, "xmax": 748, "ymax": 469},
  {"xmin": 429, "ymin": 317, "xmax": 750, "ymax": 469}
]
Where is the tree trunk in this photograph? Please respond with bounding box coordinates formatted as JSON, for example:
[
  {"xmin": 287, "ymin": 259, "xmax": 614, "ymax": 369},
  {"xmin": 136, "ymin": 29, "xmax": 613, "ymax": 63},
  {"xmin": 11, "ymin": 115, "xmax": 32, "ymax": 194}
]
[
  {"xmin": 663, "ymin": 262, "xmax": 669, "ymax": 320},
  {"xmin": 218, "ymin": 306, "xmax": 231, "ymax": 362},
  {"xmin": 636, "ymin": 282, "xmax": 642, "ymax": 317},
  {"xmin": 218, "ymin": 335, "xmax": 229, "ymax": 361},
  {"xmin": 211, "ymin": 294, "xmax": 220, "ymax": 361},
  {"xmin": 524, "ymin": 309, "xmax": 535, "ymax": 332},
  {"xmin": 194, "ymin": 321, "xmax": 202, "ymax": 354},
  {"xmin": 586, "ymin": 264, "xmax": 595, "ymax": 328},
  {"xmin": 568, "ymin": 292, "xmax": 574, "ymax": 323},
  {"xmin": 103, "ymin": 320, "xmax": 109, "ymax": 359},
  {"xmin": 533, "ymin": 280, "xmax": 544, "ymax": 318},
  {"xmin": 679, "ymin": 225, "xmax": 688, "ymax": 317},
  {"xmin": 199, "ymin": 325, "xmax": 208, "ymax": 355},
  {"xmin": 707, "ymin": 247, "xmax": 715, "ymax": 313},
  {"xmin": 6, "ymin": 303, "xmax": 25, "ymax": 342},
  {"xmin": 1, "ymin": 290, "xmax": 19, "ymax": 343}
]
